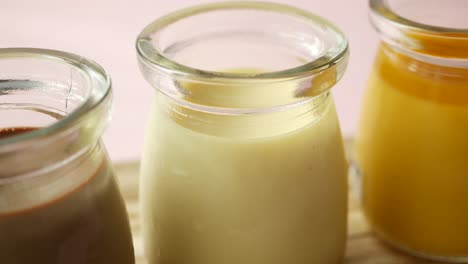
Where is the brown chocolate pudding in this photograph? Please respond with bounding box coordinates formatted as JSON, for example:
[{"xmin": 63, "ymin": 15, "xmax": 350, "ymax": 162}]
[
  {"xmin": 0, "ymin": 128, "xmax": 135, "ymax": 264},
  {"xmin": 0, "ymin": 127, "xmax": 36, "ymax": 139}
]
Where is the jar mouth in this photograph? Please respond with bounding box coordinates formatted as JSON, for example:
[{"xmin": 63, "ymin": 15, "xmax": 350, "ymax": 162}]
[
  {"xmin": 136, "ymin": 1, "xmax": 349, "ymax": 82},
  {"xmin": 371, "ymin": 0, "xmax": 468, "ymax": 33},
  {"xmin": 370, "ymin": 0, "xmax": 468, "ymax": 60},
  {"xmin": 0, "ymin": 48, "xmax": 111, "ymax": 149}
]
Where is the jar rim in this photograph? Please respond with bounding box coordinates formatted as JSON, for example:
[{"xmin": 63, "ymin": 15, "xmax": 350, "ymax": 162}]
[
  {"xmin": 370, "ymin": 0, "xmax": 468, "ymax": 62},
  {"xmin": 0, "ymin": 48, "xmax": 111, "ymax": 148},
  {"xmin": 136, "ymin": 1, "xmax": 349, "ymax": 82},
  {"xmin": 370, "ymin": 0, "xmax": 468, "ymax": 34}
]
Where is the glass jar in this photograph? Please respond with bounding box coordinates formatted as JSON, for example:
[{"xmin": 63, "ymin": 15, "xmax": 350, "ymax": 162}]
[
  {"xmin": 0, "ymin": 48, "xmax": 134, "ymax": 264},
  {"xmin": 137, "ymin": 2, "xmax": 349, "ymax": 264},
  {"xmin": 357, "ymin": 0, "xmax": 468, "ymax": 261}
]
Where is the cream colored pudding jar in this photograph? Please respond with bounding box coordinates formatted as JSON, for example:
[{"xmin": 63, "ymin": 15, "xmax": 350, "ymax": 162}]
[{"xmin": 137, "ymin": 3, "xmax": 349, "ymax": 264}]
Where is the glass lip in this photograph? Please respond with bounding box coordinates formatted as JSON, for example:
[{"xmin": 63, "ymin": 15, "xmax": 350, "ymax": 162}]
[
  {"xmin": 370, "ymin": 0, "xmax": 468, "ymax": 34},
  {"xmin": 136, "ymin": 1, "xmax": 349, "ymax": 81},
  {"xmin": 0, "ymin": 47, "xmax": 111, "ymax": 148}
]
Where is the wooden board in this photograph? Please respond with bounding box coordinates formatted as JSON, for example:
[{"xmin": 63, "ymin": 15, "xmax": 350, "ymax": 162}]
[{"xmin": 115, "ymin": 162, "xmax": 437, "ymax": 264}]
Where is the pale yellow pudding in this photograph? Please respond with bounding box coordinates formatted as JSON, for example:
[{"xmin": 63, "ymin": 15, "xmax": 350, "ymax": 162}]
[{"xmin": 140, "ymin": 77, "xmax": 348, "ymax": 264}]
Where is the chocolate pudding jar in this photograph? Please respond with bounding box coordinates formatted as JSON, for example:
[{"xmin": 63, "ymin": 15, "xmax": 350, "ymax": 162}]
[{"xmin": 0, "ymin": 48, "xmax": 134, "ymax": 264}]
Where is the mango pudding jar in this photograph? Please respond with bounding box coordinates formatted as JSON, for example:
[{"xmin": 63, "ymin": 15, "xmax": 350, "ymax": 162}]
[
  {"xmin": 136, "ymin": 2, "xmax": 350, "ymax": 264},
  {"xmin": 357, "ymin": 0, "xmax": 468, "ymax": 261}
]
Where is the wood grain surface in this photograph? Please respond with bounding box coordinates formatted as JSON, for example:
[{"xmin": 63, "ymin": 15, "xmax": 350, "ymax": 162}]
[{"xmin": 115, "ymin": 162, "xmax": 438, "ymax": 264}]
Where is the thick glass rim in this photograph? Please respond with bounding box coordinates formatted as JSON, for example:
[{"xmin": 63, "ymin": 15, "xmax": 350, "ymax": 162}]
[
  {"xmin": 370, "ymin": 0, "xmax": 468, "ymax": 34},
  {"xmin": 136, "ymin": 1, "xmax": 349, "ymax": 82},
  {"xmin": 0, "ymin": 48, "xmax": 111, "ymax": 148}
]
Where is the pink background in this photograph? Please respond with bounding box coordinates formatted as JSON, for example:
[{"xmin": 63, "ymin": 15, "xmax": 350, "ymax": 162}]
[{"xmin": 1, "ymin": 0, "xmax": 377, "ymax": 161}]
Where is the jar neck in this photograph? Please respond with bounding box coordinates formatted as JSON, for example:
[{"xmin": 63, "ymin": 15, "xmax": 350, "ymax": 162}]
[
  {"xmin": 0, "ymin": 95, "xmax": 111, "ymax": 182},
  {"xmin": 155, "ymin": 89, "xmax": 332, "ymax": 138},
  {"xmin": 375, "ymin": 44, "xmax": 468, "ymax": 105},
  {"xmin": 380, "ymin": 43, "xmax": 468, "ymax": 79}
]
